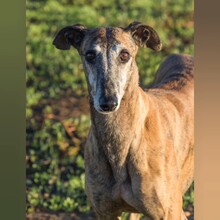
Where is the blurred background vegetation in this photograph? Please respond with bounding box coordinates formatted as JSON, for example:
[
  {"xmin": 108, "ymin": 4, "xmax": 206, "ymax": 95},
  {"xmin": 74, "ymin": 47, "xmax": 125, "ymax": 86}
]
[{"xmin": 26, "ymin": 0, "xmax": 194, "ymax": 218}]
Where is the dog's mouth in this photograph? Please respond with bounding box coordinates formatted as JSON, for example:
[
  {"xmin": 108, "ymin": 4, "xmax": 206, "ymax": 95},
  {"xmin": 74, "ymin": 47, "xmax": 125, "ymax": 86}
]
[{"xmin": 95, "ymin": 106, "xmax": 119, "ymax": 115}]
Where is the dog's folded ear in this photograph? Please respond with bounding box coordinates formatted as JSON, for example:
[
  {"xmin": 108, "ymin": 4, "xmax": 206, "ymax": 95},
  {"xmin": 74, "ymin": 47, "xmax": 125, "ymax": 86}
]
[
  {"xmin": 125, "ymin": 21, "xmax": 162, "ymax": 51},
  {"xmin": 53, "ymin": 24, "xmax": 87, "ymax": 50}
]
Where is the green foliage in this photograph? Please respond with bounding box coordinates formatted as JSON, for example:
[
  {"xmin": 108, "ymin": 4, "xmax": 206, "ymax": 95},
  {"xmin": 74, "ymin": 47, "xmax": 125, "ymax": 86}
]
[
  {"xmin": 183, "ymin": 183, "xmax": 194, "ymax": 209},
  {"xmin": 27, "ymin": 115, "xmax": 91, "ymax": 213},
  {"xmin": 26, "ymin": 0, "xmax": 194, "ymax": 215}
]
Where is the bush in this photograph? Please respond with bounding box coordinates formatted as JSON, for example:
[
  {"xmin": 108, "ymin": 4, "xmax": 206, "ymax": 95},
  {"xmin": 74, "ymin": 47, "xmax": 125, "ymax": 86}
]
[{"xmin": 26, "ymin": 0, "xmax": 194, "ymax": 215}]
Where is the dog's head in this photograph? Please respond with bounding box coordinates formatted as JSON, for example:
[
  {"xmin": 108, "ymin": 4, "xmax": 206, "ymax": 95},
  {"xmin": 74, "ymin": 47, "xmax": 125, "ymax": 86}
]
[{"xmin": 53, "ymin": 22, "xmax": 162, "ymax": 114}]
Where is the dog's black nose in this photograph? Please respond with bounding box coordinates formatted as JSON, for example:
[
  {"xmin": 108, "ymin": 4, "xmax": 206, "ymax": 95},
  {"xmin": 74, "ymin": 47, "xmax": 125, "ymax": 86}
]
[{"xmin": 99, "ymin": 96, "xmax": 118, "ymax": 112}]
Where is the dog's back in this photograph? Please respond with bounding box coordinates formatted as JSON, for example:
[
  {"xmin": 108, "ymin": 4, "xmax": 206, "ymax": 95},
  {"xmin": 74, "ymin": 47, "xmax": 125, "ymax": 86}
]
[{"xmin": 153, "ymin": 54, "xmax": 194, "ymax": 91}]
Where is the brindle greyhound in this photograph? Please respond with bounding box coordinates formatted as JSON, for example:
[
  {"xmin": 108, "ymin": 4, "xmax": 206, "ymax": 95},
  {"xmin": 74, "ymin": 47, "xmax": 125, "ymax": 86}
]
[{"xmin": 53, "ymin": 22, "xmax": 194, "ymax": 220}]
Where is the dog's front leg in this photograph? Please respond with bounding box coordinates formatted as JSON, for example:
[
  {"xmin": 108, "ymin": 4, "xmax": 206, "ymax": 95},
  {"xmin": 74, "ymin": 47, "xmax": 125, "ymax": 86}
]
[
  {"xmin": 127, "ymin": 213, "xmax": 141, "ymax": 220},
  {"xmin": 181, "ymin": 210, "xmax": 188, "ymax": 220}
]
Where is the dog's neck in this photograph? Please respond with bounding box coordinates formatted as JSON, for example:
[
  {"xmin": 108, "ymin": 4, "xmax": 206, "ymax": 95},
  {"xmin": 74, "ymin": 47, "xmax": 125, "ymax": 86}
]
[{"xmin": 89, "ymin": 65, "xmax": 149, "ymax": 179}]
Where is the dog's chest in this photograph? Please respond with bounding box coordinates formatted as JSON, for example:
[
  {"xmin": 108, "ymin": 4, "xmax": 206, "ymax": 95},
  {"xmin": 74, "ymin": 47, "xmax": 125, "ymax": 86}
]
[{"xmin": 85, "ymin": 152, "xmax": 138, "ymax": 213}]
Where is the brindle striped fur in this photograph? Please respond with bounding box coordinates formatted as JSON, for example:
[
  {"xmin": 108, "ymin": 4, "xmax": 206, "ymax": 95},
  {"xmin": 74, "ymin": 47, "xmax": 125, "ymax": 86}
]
[{"xmin": 53, "ymin": 22, "xmax": 194, "ymax": 220}]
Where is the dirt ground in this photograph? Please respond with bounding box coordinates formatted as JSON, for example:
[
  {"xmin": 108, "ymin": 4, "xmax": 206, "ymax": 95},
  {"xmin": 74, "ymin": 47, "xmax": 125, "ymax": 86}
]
[
  {"xmin": 26, "ymin": 212, "xmax": 95, "ymax": 220},
  {"xmin": 27, "ymin": 209, "xmax": 194, "ymax": 220}
]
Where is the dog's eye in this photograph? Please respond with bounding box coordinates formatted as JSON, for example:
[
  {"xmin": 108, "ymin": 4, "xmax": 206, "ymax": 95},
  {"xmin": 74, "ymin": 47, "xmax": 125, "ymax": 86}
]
[
  {"xmin": 119, "ymin": 50, "xmax": 130, "ymax": 63},
  {"xmin": 85, "ymin": 51, "xmax": 96, "ymax": 63}
]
